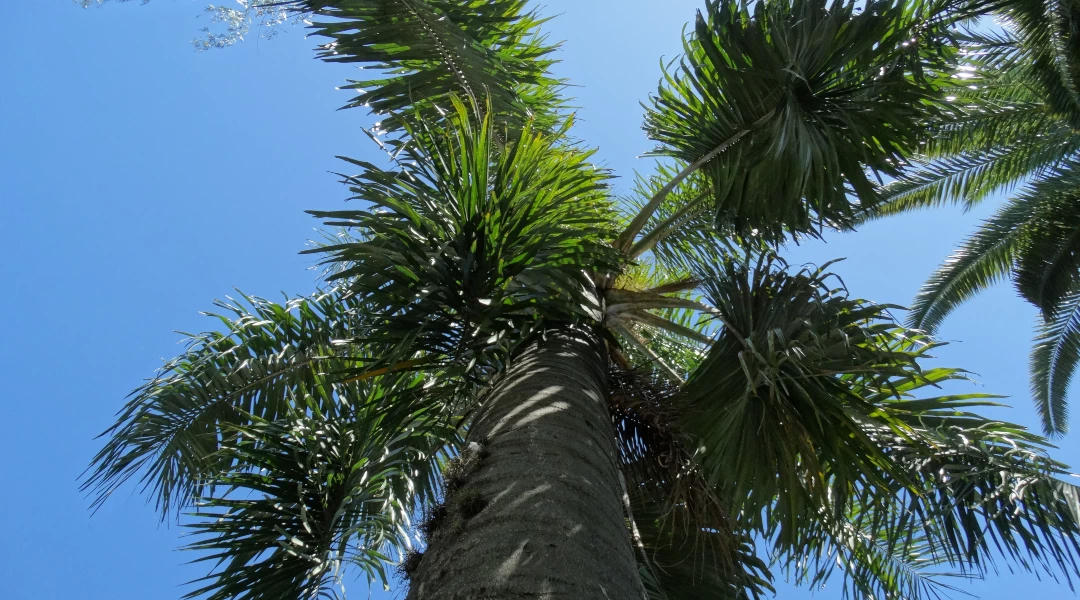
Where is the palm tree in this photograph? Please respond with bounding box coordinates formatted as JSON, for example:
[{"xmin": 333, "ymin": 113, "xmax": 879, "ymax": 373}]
[
  {"xmin": 870, "ymin": 0, "xmax": 1080, "ymax": 435},
  {"xmin": 85, "ymin": 1, "xmax": 1080, "ymax": 599}
]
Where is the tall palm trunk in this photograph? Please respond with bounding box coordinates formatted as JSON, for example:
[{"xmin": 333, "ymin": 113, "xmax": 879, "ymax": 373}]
[{"xmin": 406, "ymin": 331, "xmax": 646, "ymax": 600}]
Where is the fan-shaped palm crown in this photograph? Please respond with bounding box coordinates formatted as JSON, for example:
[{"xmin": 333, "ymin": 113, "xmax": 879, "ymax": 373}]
[{"xmin": 85, "ymin": 0, "xmax": 1080, "ymax": 599}]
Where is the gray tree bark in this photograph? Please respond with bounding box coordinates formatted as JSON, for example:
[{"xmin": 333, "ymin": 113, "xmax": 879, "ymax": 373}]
[{"xmin": 405, "ymin": 331, "xmax": 646, "ymax": 600}]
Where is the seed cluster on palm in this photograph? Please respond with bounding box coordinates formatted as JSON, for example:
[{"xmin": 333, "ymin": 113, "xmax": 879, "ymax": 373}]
[{"xmin": 85, "ymin": 0, "xmax": 1080, "ymax": 599}]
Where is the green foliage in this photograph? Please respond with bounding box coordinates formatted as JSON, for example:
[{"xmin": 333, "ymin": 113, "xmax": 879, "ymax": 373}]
[
  {"xmin": 306, "ymin": 97, "xmax": 619, "ymax": 378},
  {"xmin": 85, "ymin": 1, "xmax": 1080, "ymax": 598},
  {"xmin": 643, "ymin": 0, "xmax": 954, "ymax": 240},
  {"xmin": 870, "ymin": 16, "xmax": 1080, "ymax": 434},
  {"xmin": 83, "ymin": 289, "xmax": 463, "ymax": 595},
  {"xmin": 307, "ymin": 0, "xmax": 564, "ymax": 133},
  {"xmin": 183, "ymin": 400, "xmax": 452, "ymax": 599}
]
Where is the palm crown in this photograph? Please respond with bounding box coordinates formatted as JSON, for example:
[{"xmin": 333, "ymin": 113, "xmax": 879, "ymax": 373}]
[{"xmin": 86, "ymin": 1, "xmax": 1080, "ymax": 599}]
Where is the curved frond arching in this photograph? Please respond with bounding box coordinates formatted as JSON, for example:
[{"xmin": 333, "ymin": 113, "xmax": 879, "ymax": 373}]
[
  {"xmin": 82, "ymin": 289, "xmax": 371, "ymax": 517},
  {"xmin": 678, "ymin": 254, "xmax": 921, "ymax": 524},
  {"xmin": 874, "ymin": 133, "xmax": 1074, "ymax": 218},
  {"xmin": 307, "ymin": 0, "xmax": 565, "ymax": 132},
  {"xmin": 1011, "ymin": 165, "xmax": 1080, "ymax": 315},
  {"xmin": 182, "ymin": 388, "xmax": 458, "ymax": 600},
  {"xmin": 907, "ymin": 192, "xmax": 1040, "ymax": 331},
  {"xmin": 1031, "ymin": 289, "xmax": 1080, "ymax": 435}
]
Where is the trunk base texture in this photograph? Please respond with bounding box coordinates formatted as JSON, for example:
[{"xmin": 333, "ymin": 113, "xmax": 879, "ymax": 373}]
[{"xmin": 405, "ymin": 331, "xmax": 646, "ymax": 600}]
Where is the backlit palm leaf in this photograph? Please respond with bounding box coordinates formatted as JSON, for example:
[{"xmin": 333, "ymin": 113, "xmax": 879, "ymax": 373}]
[
  {"xmin": 307, "ymin": 0, "xmax": 564, "ymax": 132},
  {"xmin": 640, "ymin": 0, "xmax": 953, "ymax": 241},
  {"xmin": 84, "ymin": 288, "xmax": 373, "ymax": 516},
  {"xmin": 306, "ymin": 98, "xmax": 619, "ymax": 377},
  {"xmin": 183, "ymin": 386, "xmax": 457, "ymax": 599}
]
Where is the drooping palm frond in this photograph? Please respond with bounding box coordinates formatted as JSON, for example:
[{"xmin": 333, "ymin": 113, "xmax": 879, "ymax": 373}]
[
  {"xmin": 778, "ymin": 500, "xmax": 971, "ymax": 600},
  {"xmin": 1012, "ymin": 173, "xmax": 1080, "ymax": 317},
  {"xmin": 1032, "ymin": 288, "xmax": 1080, "ymax": 434},
  {"xmin": 864, "ymin": 14, "xmax": 1080, "ymax": 434},
  {"xmin": 907, "ymin": 189, "xmax": 1040, "ymax": 332},
  {"xmin": 82, "ymin": 287, "xmax": 465, "ymax": 595},
  {"xmin": 875, "ymin": 130, "xmax": 1075, "ymax": 216},
  {"xmin": 677, "ymin": 254, "xmax": 926, "ymax": 522},
  {"xmin": 872, "ymin": 29, "xmax": 1079, "ymax": 217},
  {"xmin": 774, "ymin": 362, "xmax": 1080, "ymax": 599},
  {"xmin": 84, "ymin": 288, "xmax": 370, "ymax": 516},
  {"xmin": 609, "ymin": 253, "xmax": 1080, "ymax": 599},
  {"xmin": 994, "ymin": 0, "xmax": 1080, "ymax": 127},
  {"xmin": 609, "ymin": 367, "xmax": 771, "ymax": 600},
  {"xmin": 182, "ymin": 384, "xmax": 458, "ymax": 600},
  {"xmin": 306, "ymin": 0, "xmax": 564, "ymax": 133},
  {"xmin": 306, "ymin": 98, "xmax": 619, "ymax": 378},
  {"xmin": 641, "ymin": 253, "xmax": 1080, "ymax": 598},
  {"xmin": 903, "ymin": 158, "xmax": 1080, "ymax": 434},
  {"xmin": 632, "ymin": 495, "xmax": 773, "ymax": 600},
  {"xmin": 640, "ymin": 0, "xmax": 954, "ymax": 241}
]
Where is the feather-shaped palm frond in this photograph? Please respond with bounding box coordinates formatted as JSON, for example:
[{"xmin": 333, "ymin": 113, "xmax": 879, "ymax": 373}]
[
  {"xmin": 903, "ymin": 158, "xmax": 1080, "ymax": 433},
  {"xmin": 182, "ymin": 386, "xmax": 458, "ymax": 600},
  {"xmin": 869, "ymin": 13, "xmax": 1080, "ymax": 434},
  {"xmin": 611, "ymin": 255, "xmax": 1080, "ymax": 599},
  {"xmin": 776, "ymin": 364, "xmax": 1080, "ymax": 598},
  {"xmin": 872, "ymin": 30, "xmax": 1077, "ymax": 217},
  {"xmin": 1032, "ymin": 288, "xmax": 1080, "ymax": 434},
  {"xmin": 84, "ymin": 288, "xmax": 376, "ymax": 516},
  {"xmin": 306, "ymin": 0, "xmax": 564, "ymax": 132},
  {"xmin": 82, "ymin": 288, "xmax": 464, "ymax": 596}
]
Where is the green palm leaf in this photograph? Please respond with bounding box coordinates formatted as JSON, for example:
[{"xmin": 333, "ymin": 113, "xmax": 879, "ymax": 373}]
[
  {"xmin": 1012, "ymin": 172, "xmax": 1080, "ymax": 317},
  {"xmin": 1031, "ymin": 289, "xmax": 1080, "ymax": 434},
  {"xmin": 907, "ymin": 191, "xmax": 1037, "ymax": 331},
  {"xmin": 641, "ymin": 0, "xmax": 954, "ymax": 240},
  {"xmin": 182, "ymin": 390, "xmax": 456, "ymax": 599},
  {"xmin": 306, "ymin": 97, "xmax": 618, "ymax": 375},
  {"xmin": 307, "ymin": 0, "xmax": 564, "ymax": 132},
  {"xmin": 83, "ymin": 289, "xmax": 375, "ymax": 516}
]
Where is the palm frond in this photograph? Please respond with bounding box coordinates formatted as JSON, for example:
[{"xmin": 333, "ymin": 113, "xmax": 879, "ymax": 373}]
[
  {"xmin": 678, "ymin": 254, "xmax": 925, "ymax": 526},
  {"xmin": 1031, "ymin": 289, "xmax": 1080, "ymax": 435},
  {"xmin": 307, "ymin": 0, "xmax": 564, "ymax": 132},
  {"xmin": 996, "ymin": 0, "xmax": 1080, "ymax": 127},
  {"xmin": 875, "ymin": 133, "xmax": 1075, "ymax": 217},
  {"xmin": 609, "ymin": 368, "xmax": 772, "ymax": 600},
  {"xmin": 907, "ymin": 194, "xmax": 1037, "ymax": 331},
  {"xmin": 181, "ymin": 387, "xmax": 457, "ymax": 600},
  {"xmin": 306, "ymin": 97, "xmax": 620, "ymax": 376},
  {"xmin": 1012, "ymin": 165, "xmax": 1080, "ymax": 317},
  {"xmin": 83, "ymin": 288, "xmax": 372, "ymax": 516},
  {"xmin": 642, "ymin": 0, "xmax": 955, "ymax": 240},
  {"xmin": 766, "ymin": 357, "xmax": 1080, "ymax": 598}
]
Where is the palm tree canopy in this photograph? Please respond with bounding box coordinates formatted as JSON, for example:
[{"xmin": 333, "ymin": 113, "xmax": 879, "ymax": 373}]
[{"xmin": 85, "ymin": 0, "xmax": 1080, "ymax": 599}]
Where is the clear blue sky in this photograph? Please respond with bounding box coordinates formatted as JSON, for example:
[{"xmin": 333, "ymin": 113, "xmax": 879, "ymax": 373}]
[{"xmin": 2, "ymin": 1, "xmax": 1078, "ymax": 598}]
